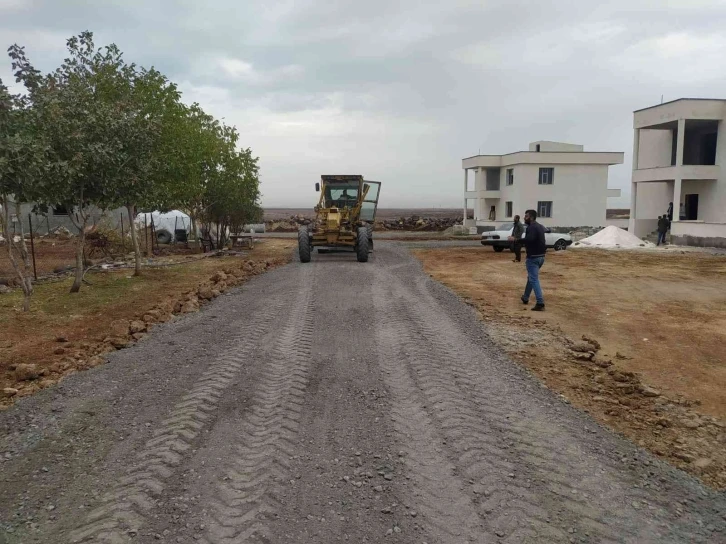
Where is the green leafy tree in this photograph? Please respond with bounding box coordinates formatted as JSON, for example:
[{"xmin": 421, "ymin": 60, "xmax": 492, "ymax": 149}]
[
  {"xmin": 0, "ymin": 77, "xmax": 49, "ymax": 310},
  {"xmin": 106, "ymin": 66, "xmax": 184, "ymax": 275},
  {"xmin": 10, "ymin": 31, "xmax": 136, "ymax": 292}
]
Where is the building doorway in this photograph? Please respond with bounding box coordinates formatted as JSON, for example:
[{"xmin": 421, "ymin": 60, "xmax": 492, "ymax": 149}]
[
  {"xmin": 684, "ymin": 194, "xmax": 699, "ymax": 221},
  {"xmin": 489, "ymin": 205, "xmax": 496, "ymax": 221}
]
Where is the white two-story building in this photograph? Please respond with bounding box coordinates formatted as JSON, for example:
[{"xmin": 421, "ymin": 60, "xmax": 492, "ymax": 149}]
[
  {"xmin": 462, "ymin": 141, "xmax": 624, "ymax": 229},
  {"xmin": 630, "ymin": 98, "xmax": 726, "ymax": 248}
]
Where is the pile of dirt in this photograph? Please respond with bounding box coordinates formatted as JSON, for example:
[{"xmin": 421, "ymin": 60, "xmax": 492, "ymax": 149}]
[
  {"xmin": 573, "ymin": 225, "xmax": 653, "ymax": 249},
  {"xmin": 264, "ymin": 214, "xmax": 463, "ymax": 233},
  {"xmin": 376, "ymin": 215, "xmax": 462, "ymax": 231}
]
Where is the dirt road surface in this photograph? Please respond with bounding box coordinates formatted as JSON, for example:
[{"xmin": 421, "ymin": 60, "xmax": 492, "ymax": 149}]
[{"xmin": 1, "ymin": 244, "xmax": 724, "ymax": 543}]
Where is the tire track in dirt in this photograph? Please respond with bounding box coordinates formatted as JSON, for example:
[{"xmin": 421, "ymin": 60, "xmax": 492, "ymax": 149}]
[
  {"xmin": 381, "ymin": 254, "xmax": 710, "ymax": 543},
  {"xmin": 372, "ymin": 279, "xmax": 488, "ymax": 543},
  {"xmin": 199, "ymin": 267, "xmax": 314, "ymax": 544},
  {"xmin": 68, "ymin": 294, "xmax": 290, "ymax": 544}
]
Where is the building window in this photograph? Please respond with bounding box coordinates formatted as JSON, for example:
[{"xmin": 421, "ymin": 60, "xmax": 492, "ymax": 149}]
[
  {"xmin": 52, "ymin": 204, "xmax": 69, "ymax": 216},
  {"xmin": 505, "ymin": 201, "xmax": 513, "ymax": 218},
  {"xmin": 506, "ymin": 168, "xmax": 514, "ymax": 185},
  {"xmin": 538, "ymin": 167, "xmax": 554, "ymax": 185},
  {"xmin": 536, "ymin": 144, "xmax": 541, "ymax": 152},
  {"xmin": 538, "ymin": 201, "xmax": 552, "ymax": 218}
]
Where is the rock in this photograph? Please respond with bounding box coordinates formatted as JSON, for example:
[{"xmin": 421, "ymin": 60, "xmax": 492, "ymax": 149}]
[
  {"xmin": 211, "ymin": 289, "xmax": 221, "ymax": 298},
  {"xmin": 683, "ymin": 420, "xmax": 702, "ymax": 430},
  {"xmin": 54, "ymin": 347, "xmax": 66, "ymax": 355},
  {"xmin": 14, "ymin": 363, "xmax": 40, "ymax": 381},
  {"xmin": 109, "ymin": 319, "xmax": 130, "ymax": 337},
  {"xmin": 87, "ymin": 355, "xmax": 105, "ymax": 368},
  {"xmin": 571, "ymin": 341, "xmax": 596, "ymax": 353},
  {"xmin": 0, "ymin": 285, "xmax": 12, "ymax": 294},
  {"xmin": 132, "ymin": 333, "xmax": 146, "ymax": 341},
  {"xmin": 640, "ymin": 386, "xmax": 661, "ymax": 398},
  {"xmin": 143, "ymin": 310, "xmax": 162, "ymax": 323},
  {"xmin": 381, "ymin": 507, "xmax": 392, "ymax": 514},
  {"xmin": 572, "ymin": 351, "xmax": 594, "ymax": 361},
  {"xmin": 110, "ymin": 337, "xmax": 130, "ymax": 349},
  {"xmin": 581, "ymin": 335, "xmax": 601, "ymax": 350},
  {"xmin": 198, "ymin": 286, "xmax": 214, "ymax": 300},
  {"xmin": 612, "ymin": 372, "xmax": 630, "ymax": 383},
  {"xmin": 694, "ymin": 458, "xmax": 713, "ymax": 469},
  {"xmin": 129, "ymin": 320, "xmax": 146, "ymax": 334},
  {"xmin": 2, "ymin": 388, "xmax": 18, "ymax": 398},
  {"xmin": 674, "ymin": 452, "xmax": 695, "ymax": 463},
  {"xmin": 615, "ymin": 383, "xmax": 634, "ymax": 395},
  {"xmin": 212, "ymin": 271, "xmax": 227, "ymax": 283},
  {"xmin": 180, "ymin": 299, "xmax": 199, "ymax": 314},
  {"xmin": 384, "ymin": 473, "xmax": 393, "ymax": 481},
  {"xmin": 55, "ymin": 336, "xmax": 69, "ymax": 343}
]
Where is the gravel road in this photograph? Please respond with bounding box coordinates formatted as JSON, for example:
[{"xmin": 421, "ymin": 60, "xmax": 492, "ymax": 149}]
[{"xmin": 1, "ymin": 243, "xmax": 724, "ymax": 543}]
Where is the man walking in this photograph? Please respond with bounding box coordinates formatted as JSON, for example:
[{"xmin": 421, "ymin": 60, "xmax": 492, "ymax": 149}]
[
  {"xmin": 657, "ymin": 215, "xmax": 669, "ymax": 246},
  {"xmin": 509, "ymin": 215, "xmax": 524, "ymax": 262},
  {"xmin": 520, "ymin": 209, "xmax": 546, "ymax": 311}
]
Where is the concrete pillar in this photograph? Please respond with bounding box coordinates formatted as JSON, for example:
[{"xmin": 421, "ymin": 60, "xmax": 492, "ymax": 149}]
[
  {"xmin": 673, "ymin": 178, "xmax": 682, "ymax": 222},
  {"xmin": 676, "ymin": 118, "xmax": 685, "ymax": 166},
  {"xmin": 629, "ymin": 181, "xmax": 638, "ymax": 233},
  {"xmin": 463, "ymin": 168, "xmax": 468, "ymax": 221},
  {"xmin": 629, "ymin": 128, "xmax": 640, "ymax": 233}
]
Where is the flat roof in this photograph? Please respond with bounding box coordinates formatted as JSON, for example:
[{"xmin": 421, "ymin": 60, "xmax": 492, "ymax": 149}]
[
  {"xmin": 633, "ymin": 98, "xmax": 726, "ymax": 113},
  {"xmin": 462, "ymin": 151, "xmax": 621, "ymax": 161}
]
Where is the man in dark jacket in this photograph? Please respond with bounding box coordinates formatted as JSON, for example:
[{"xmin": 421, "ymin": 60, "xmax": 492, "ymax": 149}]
[
  {"xmin": 520, "ymin": 209, "xmax": 546, "ymax": 311},
  {"xmin": 509, "ymin": 215, "xmax": 524, "ymax": 262},
  {"xmin": 657, "ymin": 215, "xmax": 669, "ymax": 245}
]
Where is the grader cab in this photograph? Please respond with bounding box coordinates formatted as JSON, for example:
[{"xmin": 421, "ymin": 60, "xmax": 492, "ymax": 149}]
[{"xmin": 298, "ymin": 175, "xmax": 381, "ymax": 263}]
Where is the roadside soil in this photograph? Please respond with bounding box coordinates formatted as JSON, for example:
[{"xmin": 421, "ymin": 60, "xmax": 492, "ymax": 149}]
[
  {"xmin": 0, "ymin": 239, "xmax": 292, "ymax": 408},
  {"xmin": 413, "ymin": 245, "xmax": 726, "ymax": 489}
]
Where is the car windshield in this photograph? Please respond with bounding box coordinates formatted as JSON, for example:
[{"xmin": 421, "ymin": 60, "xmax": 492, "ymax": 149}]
[{"xmin": 497, "ymin": 223, "xmax": 514, "ymax": 231}]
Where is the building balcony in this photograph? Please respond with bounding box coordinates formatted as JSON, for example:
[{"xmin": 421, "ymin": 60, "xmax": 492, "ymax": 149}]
[{"xmin": 633, "ymin": 165, "xmax": 720, "ymax": 183}]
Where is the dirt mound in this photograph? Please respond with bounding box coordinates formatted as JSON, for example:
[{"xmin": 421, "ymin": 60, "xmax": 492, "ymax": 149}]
[{"xmin": 574, "ymin": 225, "xmax": 653, "ymax": 249}]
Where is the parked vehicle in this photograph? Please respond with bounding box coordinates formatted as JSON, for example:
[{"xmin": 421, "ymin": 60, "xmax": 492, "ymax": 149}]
[{"xmin": 481, "ymin": 222, "xmax": 572, "ymax": 252}]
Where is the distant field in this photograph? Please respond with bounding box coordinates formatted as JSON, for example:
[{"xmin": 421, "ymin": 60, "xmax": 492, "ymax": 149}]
[{"xmin": 263, "ymin": 208, "xmax": 466, "ymax": 221}]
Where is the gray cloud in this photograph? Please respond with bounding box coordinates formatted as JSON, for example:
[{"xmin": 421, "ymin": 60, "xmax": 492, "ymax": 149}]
[{"xmin": 2, "ymin": 0, "xmax": 726, "ymax": 207}]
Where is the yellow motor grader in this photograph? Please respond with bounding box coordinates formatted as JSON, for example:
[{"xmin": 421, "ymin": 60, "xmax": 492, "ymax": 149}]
[{"xmin": 298, "ymin": 175, "xmax": 381, "ymax": 263}]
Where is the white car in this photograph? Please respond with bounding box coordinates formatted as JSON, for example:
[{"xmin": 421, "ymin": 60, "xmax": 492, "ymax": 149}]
[{"xmin": 481, "ymin": 222, "xmax": 572, "ymax": 252}]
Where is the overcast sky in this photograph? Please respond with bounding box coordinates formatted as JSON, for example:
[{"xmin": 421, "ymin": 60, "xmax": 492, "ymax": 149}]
[{"xmin": 2, "ymin": 0, "xmax": 726, "ymax": 208}]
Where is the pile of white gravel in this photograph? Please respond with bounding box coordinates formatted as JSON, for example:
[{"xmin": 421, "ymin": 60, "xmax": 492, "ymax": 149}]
[{"xmin": 572, "ymin": 225, "xmax": 654, "ymax": 249}]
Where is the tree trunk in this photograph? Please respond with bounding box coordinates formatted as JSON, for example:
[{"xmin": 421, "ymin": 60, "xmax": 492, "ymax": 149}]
[
  {"xmin": 70, "ymin": 216, "xmax": 87, "ymax": 293},
  {"xmin": 13, "ymin": 203, "xmax": 34, "ymax": 310},
  {"xmin": 0, "ymin": 197, "xmax": 33, "ymax": 311},
  {"xmin": 127, "ymin": 204, "xmax": 141, "ymax": 276}
]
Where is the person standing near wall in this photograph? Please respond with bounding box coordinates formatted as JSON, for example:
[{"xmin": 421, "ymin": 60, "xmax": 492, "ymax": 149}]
[{"xmin": 657, "ymin": 215, "xmax": 669, "ymax": 246}]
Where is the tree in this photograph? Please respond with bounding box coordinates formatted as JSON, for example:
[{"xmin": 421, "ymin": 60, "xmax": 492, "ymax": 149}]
[
  {"xmin": 10, "ymin": 32, "xmax": 136, "ymax": 292},
  {"xmin": 198, "ymin": 124, "xmax": 262, "ymax": 248},
  {"xmin": 0, "ymin": 77, "xmax": 49, "ymax": 310},
  {"xmin": 106, "ymin": 66, "xmax": 184, "ymax": 276}
]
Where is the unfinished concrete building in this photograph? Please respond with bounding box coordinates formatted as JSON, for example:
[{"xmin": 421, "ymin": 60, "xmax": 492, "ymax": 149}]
[{"xmin": 630, "ymin": 98, "xmax": 726, "ymax": 247}]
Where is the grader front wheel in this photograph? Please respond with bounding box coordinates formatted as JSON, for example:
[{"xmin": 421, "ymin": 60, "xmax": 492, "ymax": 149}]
[
  {"xmin": 298, "ymin": 228, "xmax": 311, "ymax": 263},
  {"xmin": 356, "ymin": 227, "xmax": 369, "ymax": 263}
]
